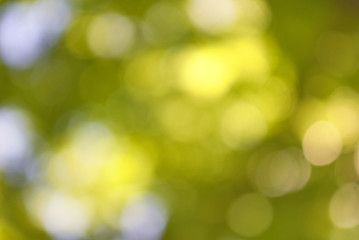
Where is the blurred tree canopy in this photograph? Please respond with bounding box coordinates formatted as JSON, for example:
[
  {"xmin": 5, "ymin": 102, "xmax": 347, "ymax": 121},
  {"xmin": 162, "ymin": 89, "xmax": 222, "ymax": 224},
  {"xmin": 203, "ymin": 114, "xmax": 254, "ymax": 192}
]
[{"xmin": 1, "ymin": 0, "xmax": 359, "ymax": 240}]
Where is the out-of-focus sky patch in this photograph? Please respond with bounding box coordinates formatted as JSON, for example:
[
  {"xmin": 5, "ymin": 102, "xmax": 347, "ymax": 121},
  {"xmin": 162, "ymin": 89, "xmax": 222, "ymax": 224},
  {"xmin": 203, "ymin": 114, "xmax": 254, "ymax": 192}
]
[
  {"xmin": 0, "ymin": 0, "xmax": 71, "ymax": 68},
  {"xmin": 0, "ymin": 107, "xmax": 33, "ymax": 173},
  {"xmin": 119, "ymin": 194, "xmax": 168, "ymax": 240}
]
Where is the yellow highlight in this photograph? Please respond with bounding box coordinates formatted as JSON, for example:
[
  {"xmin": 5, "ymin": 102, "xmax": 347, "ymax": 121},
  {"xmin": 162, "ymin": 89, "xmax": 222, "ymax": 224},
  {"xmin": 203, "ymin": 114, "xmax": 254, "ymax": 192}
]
[
  {"xmin": 175, "ymin": 37, "xmax": 269, "ymax": 100},
  {"xmin": 45, "ymin": 122, "xmax": 153, "ymax": 223},
  {"xmin": 177, "ymin": 47, "xmax": 235, "ymax": 99}
]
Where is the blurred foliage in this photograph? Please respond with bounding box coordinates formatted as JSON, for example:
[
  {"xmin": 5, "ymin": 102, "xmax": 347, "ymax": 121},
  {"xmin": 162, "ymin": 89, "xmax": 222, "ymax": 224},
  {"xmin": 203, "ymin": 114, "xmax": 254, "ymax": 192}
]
[{"xmin": 1, "ymin": 0, "xmax": 359, "ymax": 240}]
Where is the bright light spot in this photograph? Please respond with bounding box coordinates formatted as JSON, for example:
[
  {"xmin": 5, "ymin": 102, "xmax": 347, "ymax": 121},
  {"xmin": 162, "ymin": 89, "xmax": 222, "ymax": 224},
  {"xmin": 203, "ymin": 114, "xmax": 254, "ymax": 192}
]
[
  {"xmin": 0, "ymin": 0, "xmax": 71, "ymax": 68},
  {"xmin": 0, "ymin": 108, "xmax": 31, "ymax": 172},
  {"xmin": 173, "ymin": 37, "xmax": 269, "ymax": 99},
  {"xmin": 176, "ymin": 47, "xmax": 235, "ymax": 99},
  {"xmin": 119, "ymin": 195, "xmax": 168, "ymax": 240},
  {"xmin": 221, "ymin": 101, "xmax": 267, "ymax": 149},
  {"xmin": 254, "ymin": 149, "xmax": 311, "ymax": 197},
  {"xmin": 172, "ymin": 37, "xmax": 269, "ymax": 99},
  {"xmin": 330, "ymin": 183, "xmax": 359, "ymax": 229},
  {"xmin": 87, "ymin": 13, "xmax": 135, "ymax": 58},
  {"xmin": 187, "ymin": 0, "xmax": 238, "ymax": 33},
  {"xmin": 187, "ymin": 0, "xmax": 269, "ymax": 34},
  {"xmin": 46, "ymin": 121, "xmax": 153, "ymax": 222},
  {"xmin": 70, "ymin": 122, "xmax": 119, "ymax": 167},
  {"xmin": 303, "ymin": 121, "xmax": 342, "ymax": 166},
  {"xmin": 36, "ymin": 192, "xmax": 90, "ymax": 239},
  {"xmin": 227, "ymin": 193, "xmax": 273, "ymax": 237}
]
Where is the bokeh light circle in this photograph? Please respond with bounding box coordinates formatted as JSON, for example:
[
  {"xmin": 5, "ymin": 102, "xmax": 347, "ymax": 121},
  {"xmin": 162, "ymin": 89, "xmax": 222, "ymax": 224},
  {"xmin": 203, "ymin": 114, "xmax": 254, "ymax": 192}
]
[
  {"xmin": 303, "ymin": 121, "xmax": 342, "ymax": 166},
  {"xmin": 227, "ymin": 193, "xmax": 273, "ymax": 237},
  {"xmin": 330, "ymin": 183, "xmax": 359, "ymax": 229}
]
